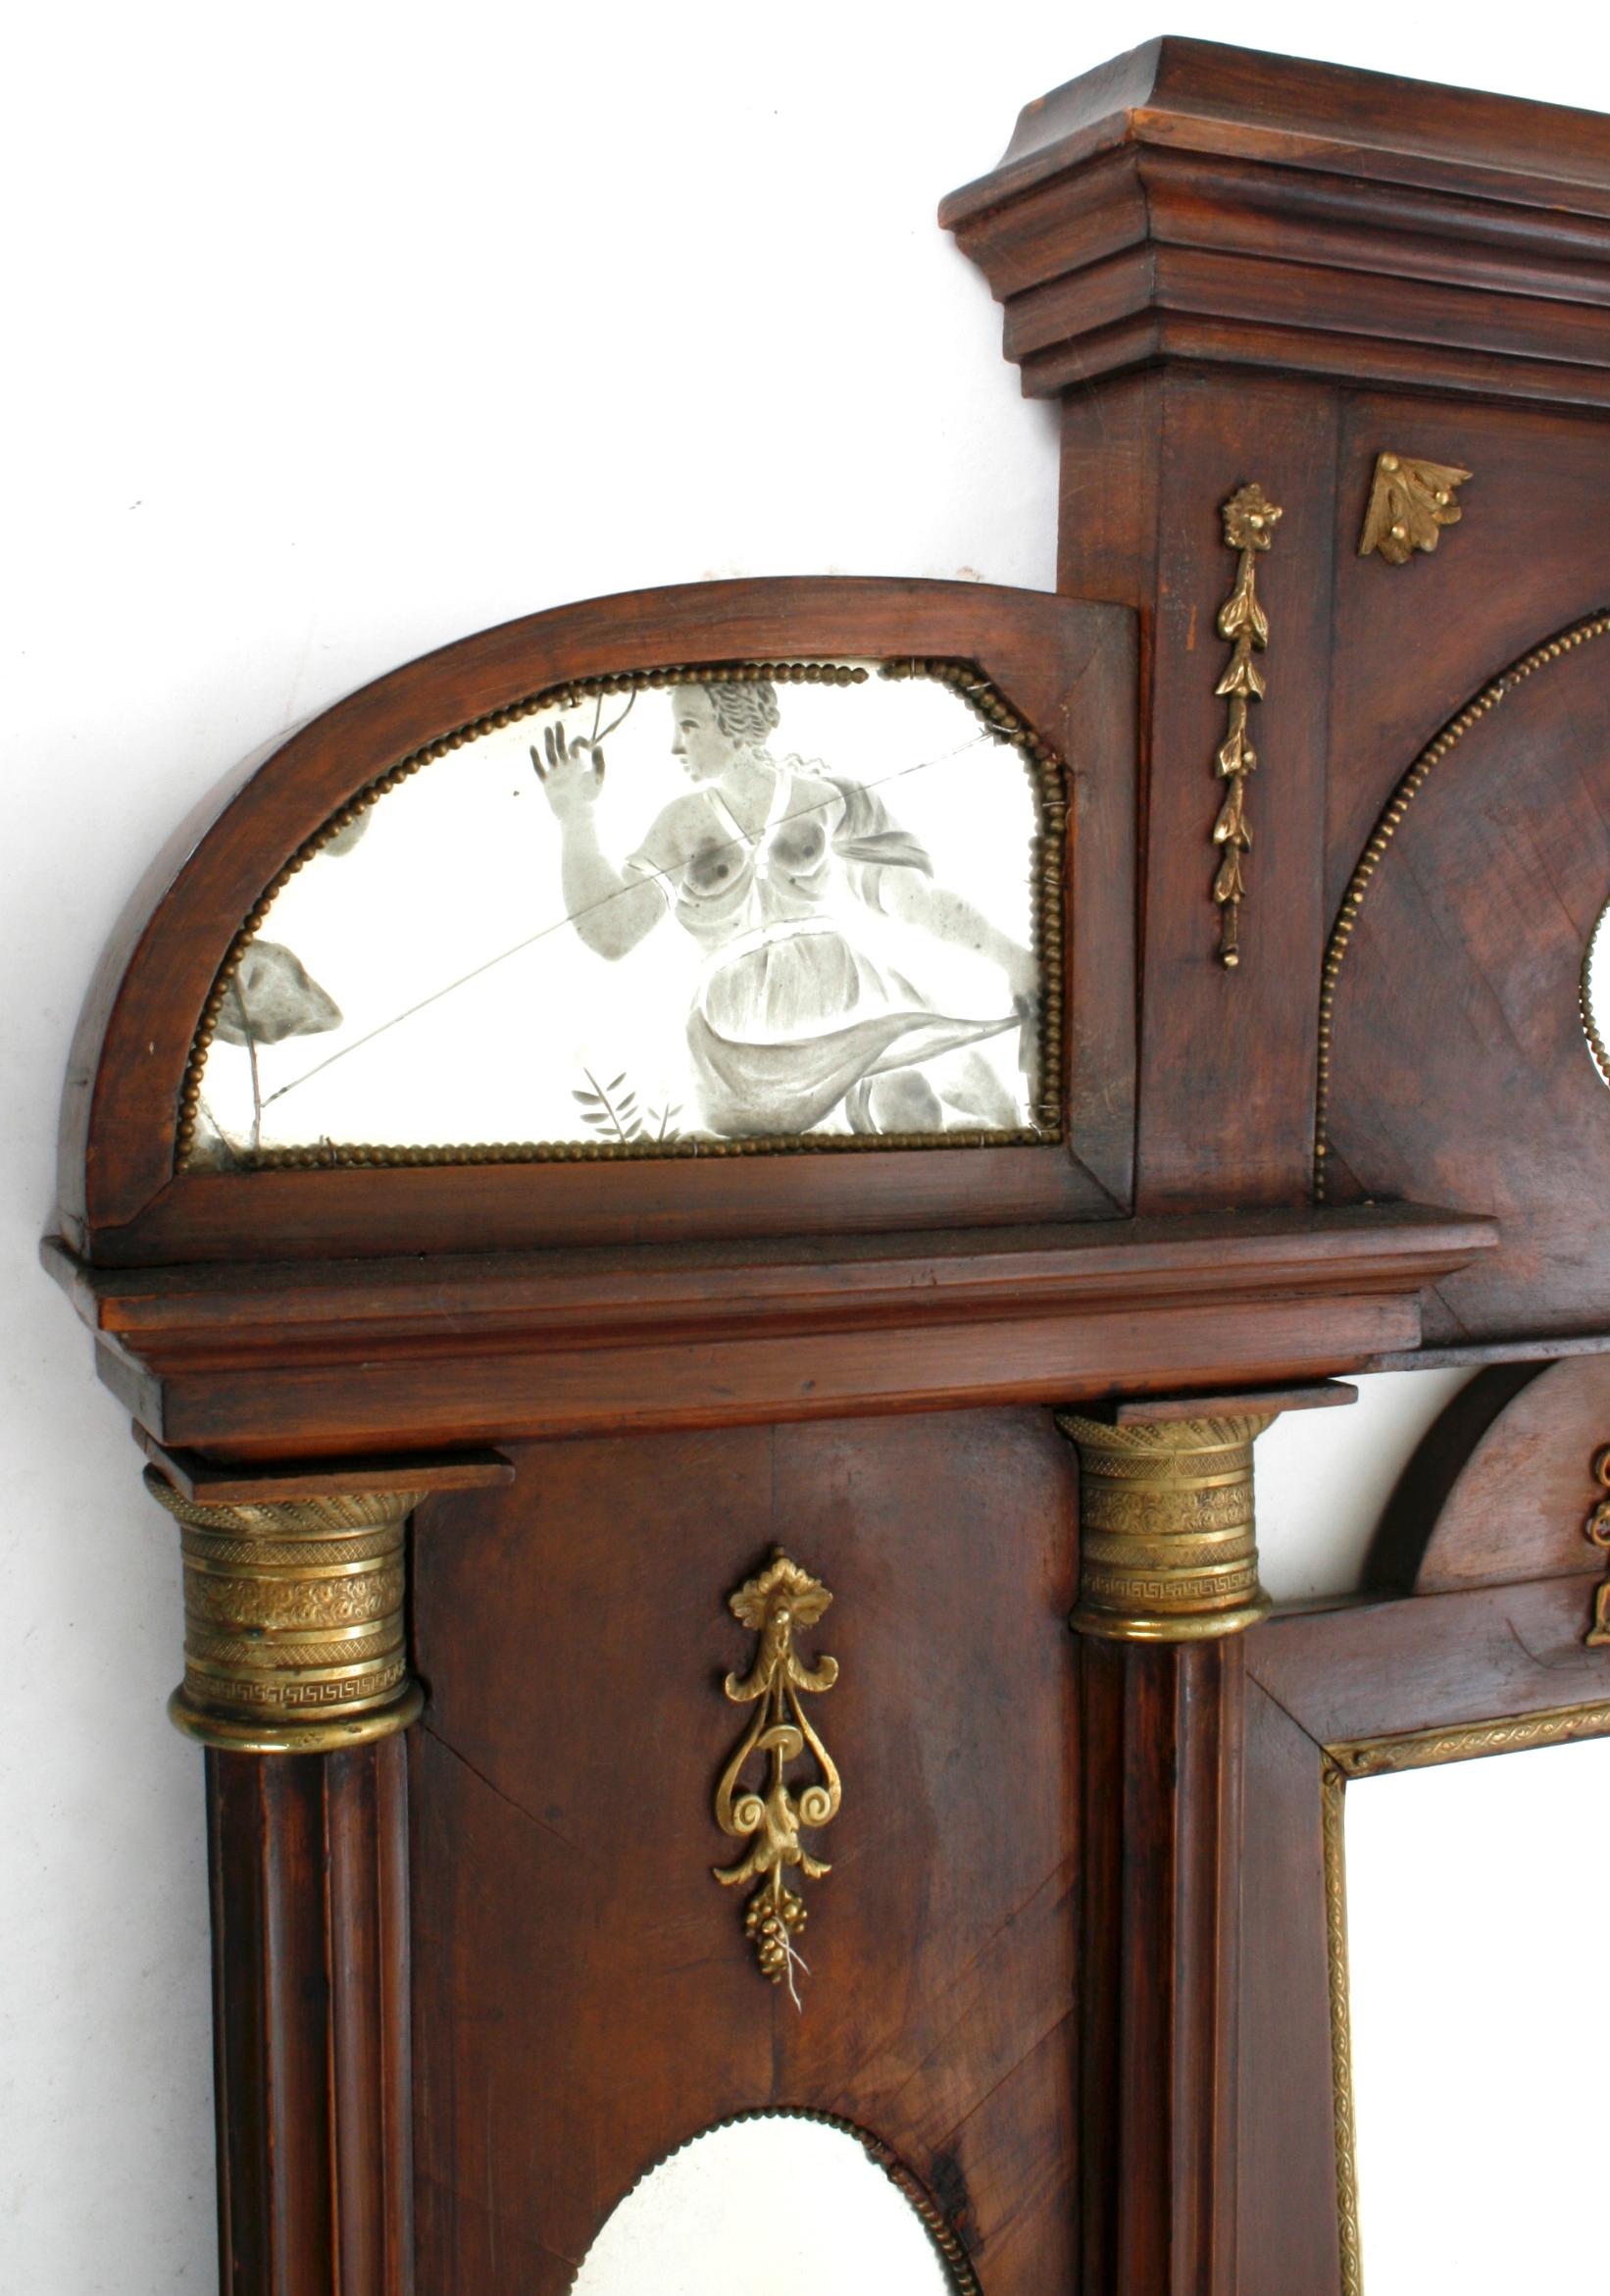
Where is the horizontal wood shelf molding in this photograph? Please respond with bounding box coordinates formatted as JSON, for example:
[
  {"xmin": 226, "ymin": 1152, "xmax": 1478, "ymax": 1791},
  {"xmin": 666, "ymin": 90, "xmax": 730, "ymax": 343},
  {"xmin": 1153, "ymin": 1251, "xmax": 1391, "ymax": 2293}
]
[{"xmin": 46, "ymin": 1203, "xmax": 1493, "ymax": 1456}]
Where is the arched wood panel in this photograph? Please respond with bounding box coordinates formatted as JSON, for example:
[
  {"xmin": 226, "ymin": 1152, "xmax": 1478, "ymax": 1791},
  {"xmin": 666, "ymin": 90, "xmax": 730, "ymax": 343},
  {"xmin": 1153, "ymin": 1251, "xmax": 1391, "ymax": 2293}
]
[
  {"xmin": 1321, "ymin": 614, "xmax": 1610, "ymax": 1342},
  {"xmin": 1362, "ymin": 1354, "xmax": 1610, "ymax": 1599}
]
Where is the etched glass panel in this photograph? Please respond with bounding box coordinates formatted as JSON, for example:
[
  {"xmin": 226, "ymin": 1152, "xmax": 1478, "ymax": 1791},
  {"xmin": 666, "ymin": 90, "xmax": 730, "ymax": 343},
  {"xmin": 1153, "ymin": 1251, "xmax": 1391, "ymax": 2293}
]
[
  {"xmin": 184, "ymin": 662, "xmax": 1059, "ymax": 1166},
  {"xmin": 569, "ymin": 2115, "xmax": 966, "ymax": 2296},
  {"xmin": 1343, "ymin": 1734, "xmax": 1610, "ymax": 2296}
]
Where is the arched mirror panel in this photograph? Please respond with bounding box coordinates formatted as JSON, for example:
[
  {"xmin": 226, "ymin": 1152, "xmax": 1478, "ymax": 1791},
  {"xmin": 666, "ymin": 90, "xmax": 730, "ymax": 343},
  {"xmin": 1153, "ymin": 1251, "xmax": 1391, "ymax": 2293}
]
[
  {"xmin": 58, "ymin": 577, "xmax": 1135, "ymax": 1264},
  {"xmin": 184, "ymin": 661, "xmax": 1057, "ymax": 1169}
]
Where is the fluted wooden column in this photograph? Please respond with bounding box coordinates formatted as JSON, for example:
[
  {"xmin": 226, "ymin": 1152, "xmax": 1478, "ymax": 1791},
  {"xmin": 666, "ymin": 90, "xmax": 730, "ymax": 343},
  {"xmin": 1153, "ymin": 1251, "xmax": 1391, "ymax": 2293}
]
[
  {"xmin": 144, "ymin": 1473, "xmax": 426, "ymax": 2296},
  {"xmin": 1056, "ymin": 1411, "xmax": 1276, "ymax": 2296}
]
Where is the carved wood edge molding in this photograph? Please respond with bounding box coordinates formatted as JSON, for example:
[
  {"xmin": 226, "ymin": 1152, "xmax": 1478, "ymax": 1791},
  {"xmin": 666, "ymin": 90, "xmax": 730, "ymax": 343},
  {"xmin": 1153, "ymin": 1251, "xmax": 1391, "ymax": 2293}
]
[
  {"xmin": 1315, "ymin": 610, "xmax": 1610, "ymax": 1199},
  {"xmin": 942, "ymin": 44, "xmax": 1610, "ymax": 405},
  {"xmin": 44, "ymin": 1206, "xmax": 1495, "ymax": 1453}
]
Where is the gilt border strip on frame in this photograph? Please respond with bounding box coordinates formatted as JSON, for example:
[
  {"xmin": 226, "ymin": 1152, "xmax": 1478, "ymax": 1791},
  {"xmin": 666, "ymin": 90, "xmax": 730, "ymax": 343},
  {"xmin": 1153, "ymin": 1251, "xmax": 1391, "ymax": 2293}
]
[
  {"xmin": 558, "ymin": 2104, "xmax": 981, "ymax": 2296},
  {"xmin": 1321, "ymin": 1695, "xmax": 1610, "ymax": 2296},
  {"xmin": 1314, "ymin": 609, "xmax": 1610, "ymax": 1200},
  {"xmin": 176, "ymin": 656, "xmax": 1070, "ymax": 1171},
  {"xmin": 1319, "ymin": 1761, "xmax": 1362, "ymax": 2296}
]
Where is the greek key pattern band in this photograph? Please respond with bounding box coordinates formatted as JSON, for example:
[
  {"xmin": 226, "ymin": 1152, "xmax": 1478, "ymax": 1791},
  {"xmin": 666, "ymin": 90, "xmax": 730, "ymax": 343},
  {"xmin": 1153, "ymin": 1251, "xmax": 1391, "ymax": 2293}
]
[
  {"xmin": 143, "ymin": 1471, "xmax": 427, "ymax": 1753},
  {"xmin": 1055, "ymin": 1412, "xmax": 1275, "ymax": 1642}
]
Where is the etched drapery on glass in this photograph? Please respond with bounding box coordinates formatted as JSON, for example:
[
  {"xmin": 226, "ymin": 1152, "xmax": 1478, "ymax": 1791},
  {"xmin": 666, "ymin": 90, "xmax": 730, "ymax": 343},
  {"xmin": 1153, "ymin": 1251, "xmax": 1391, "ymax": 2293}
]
[{"xmin": 183, "ymin": 661, "xmax": 1060, "ymax": 1165}]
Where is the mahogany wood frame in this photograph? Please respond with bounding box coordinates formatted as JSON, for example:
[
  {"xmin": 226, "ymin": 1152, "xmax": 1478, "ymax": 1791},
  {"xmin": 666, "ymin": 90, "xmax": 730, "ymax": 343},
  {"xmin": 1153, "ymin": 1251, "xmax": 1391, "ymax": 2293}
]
[
  {"xmin": 1237, "ymin": 1357, "xmax": 1610, "ymax": 2295},
  {"xmin": 43, "ymin": 37, "xmax": 1610, "ymax": 2296}
]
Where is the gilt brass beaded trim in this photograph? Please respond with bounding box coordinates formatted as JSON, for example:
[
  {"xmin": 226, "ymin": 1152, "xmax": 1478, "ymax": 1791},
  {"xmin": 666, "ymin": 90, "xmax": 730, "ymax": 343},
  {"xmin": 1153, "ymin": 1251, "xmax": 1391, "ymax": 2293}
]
[
  {"xmin": 177, "ymin": 655, "xmax": 1068, "ymax": 1170},
  {"xmin": 1055, "ymin": 1411, "xmax": 1274, "ymax": 1640},
  {"xmin": 143, "ymin": 1470, "xmax": 425, "ymax": 1753},
  {"xmin": 1315, "ymin": 609, "xmax": 1610, "ymax": 1199}
]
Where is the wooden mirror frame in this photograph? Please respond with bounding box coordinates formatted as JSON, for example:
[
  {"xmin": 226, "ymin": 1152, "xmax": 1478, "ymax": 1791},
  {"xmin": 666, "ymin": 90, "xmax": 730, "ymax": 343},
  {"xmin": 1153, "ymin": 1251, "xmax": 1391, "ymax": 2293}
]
[
  {"xmin": 1238, "ymin": 1357, "xmax": 1610, "ymax": 2293},
  {"xmin": 44, "ymin": 39, "xmax": 1610, "ymax": 2296}
]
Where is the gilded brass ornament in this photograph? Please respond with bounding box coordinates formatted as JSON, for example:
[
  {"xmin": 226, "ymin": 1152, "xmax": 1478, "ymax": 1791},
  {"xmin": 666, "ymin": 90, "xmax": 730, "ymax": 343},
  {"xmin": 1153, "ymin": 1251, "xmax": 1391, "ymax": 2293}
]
[
  {"xmin": 1584, "ymin": 1445, "xmax": 1610, "ymax": 1647},
  {"xmin": 144, "ymin": 1471, "xmax": 425, "ymax": 1753},
  {"xmin": 1357, "ymin": 450, "xmax": 1471, "ymax": 565},
  {"xmin": 1330, "ymin": 1697, "xmax": 1610, "ymax": 1780},
  {"xmin": 1055, "ymin": 1411, "xmax": 1275, "ymax": 1640},
  {"xmin": 1321, "ymin": 1760, "xmax": 1364, "ymax": 2296},
  {"xmin": 1211, "ymin": 484, "xmax": 1283, "ymax": 967},
  {"xmin": 713, "ymin": 1550, "xmax": 841, "ymax": 1992}
]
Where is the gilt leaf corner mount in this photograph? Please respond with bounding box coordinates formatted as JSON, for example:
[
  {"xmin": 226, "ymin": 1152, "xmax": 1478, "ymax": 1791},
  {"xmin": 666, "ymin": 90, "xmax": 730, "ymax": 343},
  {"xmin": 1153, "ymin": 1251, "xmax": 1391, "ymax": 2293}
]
[{"xmin": 1358, "ymin": 451, "xmax": 1472, "ymax": 565}]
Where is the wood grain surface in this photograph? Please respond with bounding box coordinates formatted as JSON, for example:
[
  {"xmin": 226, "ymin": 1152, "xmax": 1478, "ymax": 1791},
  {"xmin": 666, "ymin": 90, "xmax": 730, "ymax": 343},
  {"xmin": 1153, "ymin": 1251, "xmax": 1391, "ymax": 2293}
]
[
  {"xmin": 410, "ymin": 1411, "xmax": 1079, "ymax": 2293},
  {"xmin": 42, "ymin": 38, "xmax": 1610, "ymax": 2296}
]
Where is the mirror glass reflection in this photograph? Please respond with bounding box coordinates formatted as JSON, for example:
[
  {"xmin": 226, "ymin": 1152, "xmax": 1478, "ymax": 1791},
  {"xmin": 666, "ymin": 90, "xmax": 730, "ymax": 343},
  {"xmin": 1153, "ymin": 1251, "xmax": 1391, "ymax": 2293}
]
[
  {"xmin": 1584, "ymin": 896, "xmax": 1610, "ymax": 1089},
  {"xmin": 1344, "ymin": 1733, "xmax": 1610, "ymax": 2296},
  {"xmin": 187, "ymin": 663, "xmax": 1052, "ymax": 1165},
  {"xmin": 568, "ymin": 2115, "xmax": 963, "ymax": 2296}
]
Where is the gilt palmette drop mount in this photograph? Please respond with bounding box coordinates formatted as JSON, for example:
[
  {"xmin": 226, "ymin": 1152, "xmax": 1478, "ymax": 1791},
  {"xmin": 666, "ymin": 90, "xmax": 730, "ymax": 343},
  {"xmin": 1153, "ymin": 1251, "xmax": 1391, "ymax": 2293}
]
[{"xmin": 712, "ymin": 1551, "xmax": 842, "ymax": 1991}]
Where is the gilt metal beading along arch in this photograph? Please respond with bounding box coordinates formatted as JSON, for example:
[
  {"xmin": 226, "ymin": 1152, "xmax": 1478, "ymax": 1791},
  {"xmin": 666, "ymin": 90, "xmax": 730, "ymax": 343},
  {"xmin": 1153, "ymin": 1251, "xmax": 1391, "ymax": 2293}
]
[
  {"xmin": 560, "ymin": 2105, "xmax": 981, "ymax": 2296},
  {"xmin": 177, "ymin": 653, "xmax": 1070, "ymax": 1172}
]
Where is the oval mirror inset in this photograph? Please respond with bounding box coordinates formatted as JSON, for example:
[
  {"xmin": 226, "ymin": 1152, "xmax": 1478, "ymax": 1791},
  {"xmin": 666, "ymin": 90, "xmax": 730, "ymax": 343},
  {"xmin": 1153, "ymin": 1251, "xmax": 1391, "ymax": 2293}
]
[
  {"xmin": 1585, "ymin": 897, "xmax": 1610, "ymax": 1091},
  {"xmin": 569, "ymin": 2114, "xmax": 973, "ymax": 2296}
]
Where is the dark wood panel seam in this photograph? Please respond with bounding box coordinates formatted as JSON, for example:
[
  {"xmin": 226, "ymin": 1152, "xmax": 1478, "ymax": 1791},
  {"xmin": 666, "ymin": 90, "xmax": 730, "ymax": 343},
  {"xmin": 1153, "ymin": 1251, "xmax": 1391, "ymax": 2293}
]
[{"xmin": 1238, "ymin": 1660, "xmax": 1331, "ymax": 1755}]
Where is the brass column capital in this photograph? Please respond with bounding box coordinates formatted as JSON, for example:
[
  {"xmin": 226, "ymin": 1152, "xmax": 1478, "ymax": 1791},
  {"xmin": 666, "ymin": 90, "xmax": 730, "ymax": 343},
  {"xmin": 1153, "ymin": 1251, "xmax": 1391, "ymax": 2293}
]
[
  {"xmin": 1055, "ymin": 1411, "xmax": 1275, "ymax": 1642},
  {"xmin": 143, "ymin": 1471, "xmax": 426, "ymax": 1753}
]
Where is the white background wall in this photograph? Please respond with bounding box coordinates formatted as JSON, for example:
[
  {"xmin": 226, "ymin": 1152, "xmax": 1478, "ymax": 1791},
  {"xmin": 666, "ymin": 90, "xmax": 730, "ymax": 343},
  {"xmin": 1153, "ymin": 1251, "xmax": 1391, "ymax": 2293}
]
[{"xmin": 6, "ymin": 5, "xmax": 1607, "ymax": 2288}]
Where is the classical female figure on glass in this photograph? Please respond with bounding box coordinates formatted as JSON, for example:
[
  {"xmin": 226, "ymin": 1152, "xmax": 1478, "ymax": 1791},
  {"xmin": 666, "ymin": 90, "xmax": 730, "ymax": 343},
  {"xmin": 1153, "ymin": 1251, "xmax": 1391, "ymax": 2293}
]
[{"xmin": 533, "ymin": 679, "xmax": 1036, "ymax": 1139}]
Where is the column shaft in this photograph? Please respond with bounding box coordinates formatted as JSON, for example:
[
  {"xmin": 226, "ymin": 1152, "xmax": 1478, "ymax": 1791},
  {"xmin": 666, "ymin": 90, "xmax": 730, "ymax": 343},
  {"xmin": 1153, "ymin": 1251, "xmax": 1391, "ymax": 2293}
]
[
  {"xmin": 143, "ymin": 1470, "xmax": 428, "ymax": 2293},
  {"xmin": 1059, "ymin": 1410, "xmax": 1274, "ymax": 2295}
]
